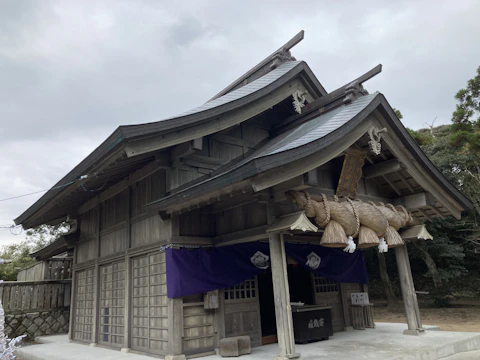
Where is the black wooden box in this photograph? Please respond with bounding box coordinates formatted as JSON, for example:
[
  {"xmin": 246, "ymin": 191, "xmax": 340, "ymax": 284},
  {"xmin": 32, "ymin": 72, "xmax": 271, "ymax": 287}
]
[{"xmin": 291, "ymin": 305, "xmax": 333, "ymax": 344}]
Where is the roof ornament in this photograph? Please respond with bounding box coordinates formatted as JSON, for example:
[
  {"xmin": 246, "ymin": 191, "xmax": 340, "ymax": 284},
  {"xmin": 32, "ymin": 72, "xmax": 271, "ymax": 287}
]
[
  {"xmin": 292, "ymin": 90, "xmax": 308, "ymax": 114},
  {"xmin": 343, "ymin": 80, "xmax": 369, "ymax": 104},
  {"xmin": 368, "ymin": 126, "xmax": 388, "ymax": 156},
  {"xmin": 270, "ymin": 47, "xmax": 296, "ymax": 70}
]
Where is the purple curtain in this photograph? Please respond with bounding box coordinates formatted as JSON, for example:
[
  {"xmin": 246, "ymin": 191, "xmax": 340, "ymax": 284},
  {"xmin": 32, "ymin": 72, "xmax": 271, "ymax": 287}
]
[{"xmin": 166, "ymin": 242, "xmax": 368, "ymax": 298}]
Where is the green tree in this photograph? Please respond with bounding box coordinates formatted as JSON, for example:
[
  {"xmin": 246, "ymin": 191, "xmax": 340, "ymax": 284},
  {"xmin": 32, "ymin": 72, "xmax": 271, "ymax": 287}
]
[{"xmin": 0, "ymin": 224, "xmax": 68, "ymax": 281}]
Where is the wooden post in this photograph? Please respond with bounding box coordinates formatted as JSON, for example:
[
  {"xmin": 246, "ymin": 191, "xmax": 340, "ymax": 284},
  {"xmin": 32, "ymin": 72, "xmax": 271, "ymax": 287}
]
[
  {"xmin": 166, "ymin": 298, "xmax": 185, "ymax": 360},
  {"xmin": 122, "ymin": 187, "xmax": 132, "ymax": 352},
  {"xmin": 269, "ymin": 232, "xmax": 299, "ymax": 360},
  {"xmin": 165, "ymin": 213, "xmax": 186, "ymax": 360},
  {"xmin": 395, "ymin": 245, "xmax": 425, "ymax": 335}
]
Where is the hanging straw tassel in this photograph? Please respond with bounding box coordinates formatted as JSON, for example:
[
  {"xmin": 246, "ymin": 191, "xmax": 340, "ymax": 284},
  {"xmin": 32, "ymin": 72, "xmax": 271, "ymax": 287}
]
[
  {"xmin": 357, "ymin": 226, "xmax": 380, "ymax": 248},
  {"xmin": 320, "ymin": 220, "xmax": 348, "ymax": 248},
  {"xmin": 384, "ymin": 225, "xmax": 404, "ymax": 248},
  {"xmin": 343, "ymin": 236, "xmax": 357, "ymax": 253},
  {"xmin": 378, "ymin": 237, "xmax": 388, "ymax": 253}
]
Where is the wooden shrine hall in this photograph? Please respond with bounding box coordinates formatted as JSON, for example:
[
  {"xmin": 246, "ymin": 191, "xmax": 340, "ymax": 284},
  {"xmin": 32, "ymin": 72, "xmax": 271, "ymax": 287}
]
[{"xmin": 16, "ymin": 31, "xmax": 472, "ymax": 360}]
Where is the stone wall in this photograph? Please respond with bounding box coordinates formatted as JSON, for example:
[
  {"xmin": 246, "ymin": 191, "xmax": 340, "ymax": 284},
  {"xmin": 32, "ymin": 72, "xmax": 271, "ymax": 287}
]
[{"xmin": 5, "ymin": 308, "xmax": 69, "ymax": 341}]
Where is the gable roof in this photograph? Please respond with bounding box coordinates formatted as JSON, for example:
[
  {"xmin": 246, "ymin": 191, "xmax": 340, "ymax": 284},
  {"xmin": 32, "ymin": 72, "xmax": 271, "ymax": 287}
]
[
  {"xmin": 145, "ymin": 92, "xmax": 472, "ymax": 217},
  {"xmin": 15, "ymin": 60, "xmax": 322, "ymax": 228}
]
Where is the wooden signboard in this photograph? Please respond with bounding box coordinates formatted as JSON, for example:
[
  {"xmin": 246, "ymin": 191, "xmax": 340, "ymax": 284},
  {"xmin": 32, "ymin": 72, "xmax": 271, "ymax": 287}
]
[{"xmin": 336, "ymin": 149, "xmax": 367, "ymax": 198}]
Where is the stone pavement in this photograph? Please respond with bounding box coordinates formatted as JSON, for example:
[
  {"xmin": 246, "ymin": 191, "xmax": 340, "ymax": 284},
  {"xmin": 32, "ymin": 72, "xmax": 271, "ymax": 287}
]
[{"xmin": 15, "ymin": 323, "xmax": 480, "ymax": 360}]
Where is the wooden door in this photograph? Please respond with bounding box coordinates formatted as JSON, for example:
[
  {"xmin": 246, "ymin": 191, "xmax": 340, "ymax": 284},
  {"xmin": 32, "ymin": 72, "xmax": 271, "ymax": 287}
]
[
  {"xmin": 73, "ymin": 268, "xmax": 95, "ymax": 342},
  {"xmin": 224, "ymin": 278, "xmax": 262, "ymax": 347},
  {"xmin": 99, "ymin": 261, "xmax": 125, "ymax": 347},
  {"xmin": 312, "ymin": 275, "xmax": 345, "ymax": 332},
  {"xmin": 131, "ymin": 252, "xmax": 168, "ymax": 355}
]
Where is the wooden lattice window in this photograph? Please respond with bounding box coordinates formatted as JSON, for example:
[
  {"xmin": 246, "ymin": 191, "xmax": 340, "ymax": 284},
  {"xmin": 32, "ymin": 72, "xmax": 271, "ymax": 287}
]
[
  {"xmin": 132, "ymin": 252, "xmax": 168, "ymax": 354},
  {"xmin": 225, "ymin": 278, "xmax": 257, "ymax": 300},
  {"xmin": 99, "ymin": 261, "xmax": 125, "ymax": 347},
  {"xmin": 313, "ymin": 276, "xmax": 339, "ymax": 293},
  {"xmin": 73, "ymin": 268, "xmax": 95, "ymax": 342}
]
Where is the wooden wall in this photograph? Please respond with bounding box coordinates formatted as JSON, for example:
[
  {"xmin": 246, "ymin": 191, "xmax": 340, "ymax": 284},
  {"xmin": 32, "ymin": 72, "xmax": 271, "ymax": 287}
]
[
  {"xmin": 214, "ymin": 201, "xmax": 267, "ymax": 236},
  {"xmin": 182, "ymin": 302, "xmax": 215, "ymax": 355},
  {"xmin": 17, "ymin": 259, "xmax": 72, "ymax": 281},
  {"xmin": 75, "ymin": 169, "xmax": 169, "ymax": 266},
  {"xmin": 72, "ymin": 169, "xmax": 171, "ymax": 354},
  {"xmin": 224, "ymin": 278, "xmax": 262, "ymax": 347}
]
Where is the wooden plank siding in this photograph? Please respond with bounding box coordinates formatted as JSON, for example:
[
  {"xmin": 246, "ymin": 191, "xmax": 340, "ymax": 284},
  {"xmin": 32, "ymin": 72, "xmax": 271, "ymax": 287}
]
[
  {"xmin": 214, "ymin": 202, "xmax": 267, "ymax": 236},
  {"xmin": 17, "ymin": 259, "xmax": 72, "ymax": 281},
  {"xmin": 182, "ymin": 303, "xmax": 215, "ymax": 355},
  {"xmin": 0, "ymin": 280, "xmax": 71, "ymax": 313}
]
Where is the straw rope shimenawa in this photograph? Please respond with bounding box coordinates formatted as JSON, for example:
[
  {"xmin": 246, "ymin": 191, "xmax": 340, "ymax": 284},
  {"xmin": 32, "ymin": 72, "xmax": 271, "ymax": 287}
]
[
  {"xmin": 370, "ymin": 202, "xmax": 405, "ymax": 248},
  {"xmin": 286, "ymin": 190, "xmax": 416, "ymax": 252}
]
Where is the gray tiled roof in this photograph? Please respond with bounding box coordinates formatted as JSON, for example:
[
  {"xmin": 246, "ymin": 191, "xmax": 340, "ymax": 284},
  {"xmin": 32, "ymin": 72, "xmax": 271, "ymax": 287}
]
[
  {"xmin": 171, "ymin": 61, "xmax": 302, "ymax": 118},
  {"xmin": 120, "ymin": 61, "xmax": 304, "ymax": 138},
  {"xmin": 257, "ymin": 93, "xmax": 378, "ymax": 157}
]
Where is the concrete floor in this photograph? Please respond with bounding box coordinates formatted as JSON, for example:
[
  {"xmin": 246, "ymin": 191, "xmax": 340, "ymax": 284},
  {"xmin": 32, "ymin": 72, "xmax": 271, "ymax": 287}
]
[{"xmin": 16, "ymin": 323, "xmax": 480, "ymax": 360}]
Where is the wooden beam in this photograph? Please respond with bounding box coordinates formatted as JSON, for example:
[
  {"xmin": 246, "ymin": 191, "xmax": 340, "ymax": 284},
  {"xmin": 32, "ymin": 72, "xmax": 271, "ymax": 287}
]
[
  {"xmin": 181, "ymin": 158, "xmax": 219, "ymax": 170},
  {"xmin": 383, "ymin": 175, "xmax": 402, "ymax": 196},
  {"xmin": 397, "ymin": 172, "xmax": 415, "ymax": 193},
  {"xmin": 187, "ymin": 154, "xmax": 222, "ymax": 165},
  {"xmin": 417, "ymin": 208, "xmax": 433, "ymax": 222},
  {"xmin": 393, "ymin": 192, "xmax": 436, "ymax": 209},
  {"xmin": 170, "ymin": 235, "xmax": 213, "ymax": 245},
  {"xmin": 214, "ymin": 225, "xmax": 269, "ymax": 246},
  {"xmin": 214, "ymin": 135, "xmax": 256, "ymax": 149},
  {"xmin": 170, "ymin": 141, "xmax": 196, "ymax": 161},
  {"xmin": 429, "ymin": 206, "xmax": 446, "ymax": 219},
  {"xmin": 77, "ymin": 157, "xmax": 169, "ymax": 215},
  {"xmin": 363, "ymin": 159, "xmax": 402, "ymax": 179},
  {"xmin": 373, "ymin": 112, "xmax": 463, "ymax": 219},
  {"xmin": 125, "ymin": 79, "xmax": 306, "ymax": 158}
]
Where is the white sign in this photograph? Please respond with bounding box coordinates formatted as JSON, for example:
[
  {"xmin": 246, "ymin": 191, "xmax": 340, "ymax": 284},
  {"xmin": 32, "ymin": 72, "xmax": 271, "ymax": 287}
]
[{"xmin": 351, "ymin": 292, "xmax": 369, "ymax": 305}]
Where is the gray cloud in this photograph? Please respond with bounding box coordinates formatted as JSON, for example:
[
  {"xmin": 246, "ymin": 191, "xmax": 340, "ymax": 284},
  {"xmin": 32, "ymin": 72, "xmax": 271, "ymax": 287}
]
[{"xmin": 1, "ymin": 0, "xmax": 479, "ymax": 245}]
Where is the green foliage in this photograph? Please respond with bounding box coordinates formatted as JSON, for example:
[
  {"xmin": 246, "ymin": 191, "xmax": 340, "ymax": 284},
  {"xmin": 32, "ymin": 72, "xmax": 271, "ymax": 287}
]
[
  {"xmin": 452, "ymin": 66, "xmax": 480, "ymax": 125},
  {"xmin": 407, "ymin": 127, "xmax": 434, "ymax": 146},
  {"xmin": 0, "ymin": 224, "xmax": 67, "ymax": 281},
  {"xmin": 393, "ymin": 108, "xmax": 403, "ymax": 120}
]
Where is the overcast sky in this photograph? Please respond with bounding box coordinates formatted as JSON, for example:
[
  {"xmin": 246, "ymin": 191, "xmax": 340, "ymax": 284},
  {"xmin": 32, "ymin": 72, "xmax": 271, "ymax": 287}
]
[{"xmin": 1, "ymin": 0, "xmax": 479, "ymax": 246}]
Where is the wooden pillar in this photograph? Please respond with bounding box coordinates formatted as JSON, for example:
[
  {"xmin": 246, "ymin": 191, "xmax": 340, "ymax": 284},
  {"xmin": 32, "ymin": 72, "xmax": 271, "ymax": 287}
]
[
  {"xmin": 68, "ymin": 269, "xmax": 77, "ymax": 341},
  {"xmin": 122, "ymin": 187, "xmax": 132, "ymax": 352},
  {"xmin": 90, "ymin": 204, "xmax": 101, "ymax": 346},
  {"xmin": 269, "ymin": 232, "xmax": 299, "ymax": 360},
  {"xmin": 395, "ymin": 245, "xmax": 425, "ymax": 336},
  {"xmin": 90, "ymin": 262, "xmax": 100, "ymax": 346},
  {"xmin": 166, "ymin": 213, "xmax": 186, "ymax": 360},
  {"xmin": 166, "ymin": 298, "xmax": 185, "ymax": 360}
]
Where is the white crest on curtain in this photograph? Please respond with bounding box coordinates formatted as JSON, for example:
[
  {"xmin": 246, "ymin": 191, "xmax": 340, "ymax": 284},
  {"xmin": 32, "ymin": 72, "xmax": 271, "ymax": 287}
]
[
  {"xmin": 305, "ymin": 252, "xmax": 321, "ymax": 270},
  {"xmin": 250, "ymin": 251, "xmax": 270, "ymax": 269}
]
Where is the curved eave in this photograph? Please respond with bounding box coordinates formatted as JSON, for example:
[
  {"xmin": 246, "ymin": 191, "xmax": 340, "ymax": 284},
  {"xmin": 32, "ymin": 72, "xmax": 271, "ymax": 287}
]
[
  {"xmin": 15, "ymin": 61, "xmax": 315, "ymax": 228},
  {"xmin": 120, "ymin": 61, "xmax": 310, "ymax": 139},
  {"xmin": 147, "ymin": 94, "xmax": 472, "ymax": 215}
]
